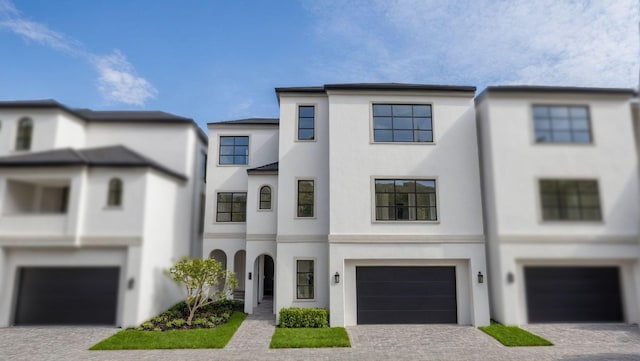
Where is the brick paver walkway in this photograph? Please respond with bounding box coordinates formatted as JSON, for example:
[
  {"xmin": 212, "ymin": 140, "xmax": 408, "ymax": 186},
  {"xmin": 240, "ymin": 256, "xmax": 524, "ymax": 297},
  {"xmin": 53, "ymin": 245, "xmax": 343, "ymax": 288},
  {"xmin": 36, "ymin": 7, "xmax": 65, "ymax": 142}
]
[{"xmin": 225, "ymin": 297, "xmax": 275, "ymax": 350}]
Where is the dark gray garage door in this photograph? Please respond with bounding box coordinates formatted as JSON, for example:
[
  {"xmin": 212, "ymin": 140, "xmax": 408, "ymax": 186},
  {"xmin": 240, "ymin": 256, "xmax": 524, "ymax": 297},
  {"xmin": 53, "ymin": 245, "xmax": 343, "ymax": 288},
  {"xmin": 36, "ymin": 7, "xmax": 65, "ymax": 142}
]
[
  {"xmin": 525, "ymin": 266, "xmax": 623, "ymax": 323},
  {"xmin": 356, "ymin": 266, "xmax": 457, "ymax": 324},
  {"xmin": 14, "ymin": 267, "xmax": 120, "ymax": 325}
]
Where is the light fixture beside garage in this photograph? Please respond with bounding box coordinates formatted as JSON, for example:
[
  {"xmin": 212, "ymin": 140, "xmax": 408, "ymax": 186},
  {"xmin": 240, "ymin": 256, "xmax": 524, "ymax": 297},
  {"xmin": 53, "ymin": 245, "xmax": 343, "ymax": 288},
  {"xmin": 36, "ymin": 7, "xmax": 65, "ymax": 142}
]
[
  {"xmin": 477, "ymin": 271, "xmax": 484, "ymax": 284},
  {"xmin": 334, "ymin": 272, "xmax": 340, "ymax": 284}
]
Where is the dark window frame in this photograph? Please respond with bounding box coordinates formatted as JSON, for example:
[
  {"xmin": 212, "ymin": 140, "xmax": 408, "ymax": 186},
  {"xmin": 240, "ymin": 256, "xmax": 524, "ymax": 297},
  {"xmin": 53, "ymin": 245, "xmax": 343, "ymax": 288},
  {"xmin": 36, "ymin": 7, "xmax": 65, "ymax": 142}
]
[
  {"xmin": 374, "ymin": 178, "xmax": 438, "ymax": 221},
  {"xmin": 15, "ymin": 117, "xmax": 33, "ymax": 151},
  {"xmin": 539, "ymin": 179, "xmax": 602, "ymax": 221},
  {"xmin": 295, "ymin": 259, "xmax": 315, "ymax": 300},
  {"xmin": 533, "ymin": 105, "xmax": 592, "ymax": 144},
  {"xmin": 297, "ymin": 105, "xmax": 315, "ymax": 141},
  {"xmin": 259, "ymin": 185, "xmax": 272, "ymax": 210},
  {"xmin": 372, "ymin": 104, "xmax": 433, "ymax": 143},
  {"xmin": 107, "ymin": 178, "xmax": 123, "ymax": 207},
  {"xmin": 296, "ymin": 179, "xmax": 314, "ymax": 218},
  {"xmin": 218, "ymin": 136, "xmax": 249, "ymax": 165},
  {"xmin": 216, "ymin": 191, "xmax": 247, "ymax": 222}
]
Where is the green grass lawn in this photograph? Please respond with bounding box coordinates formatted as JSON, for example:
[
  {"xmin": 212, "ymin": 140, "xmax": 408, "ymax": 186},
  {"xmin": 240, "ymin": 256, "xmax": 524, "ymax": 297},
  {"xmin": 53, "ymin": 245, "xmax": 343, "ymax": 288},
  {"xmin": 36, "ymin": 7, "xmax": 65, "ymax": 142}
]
[
  {"xmin": 270, "ymin": 327, "xmax": 351, "ymax": 348},
  {"xmin": 90, "ymin": 312, "xmax": 247, "ymax": 350},
  {"xmin": 479, "ymin": 323, "xmax": 553, "ymax": 347}
]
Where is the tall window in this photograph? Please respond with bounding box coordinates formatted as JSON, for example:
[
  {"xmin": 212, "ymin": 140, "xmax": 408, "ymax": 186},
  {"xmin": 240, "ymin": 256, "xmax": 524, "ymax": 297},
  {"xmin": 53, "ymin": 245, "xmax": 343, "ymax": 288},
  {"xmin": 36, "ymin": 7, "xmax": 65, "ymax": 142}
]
[
  {"xmin": 107, "ymin": 178, "xmax": 123, "ymax": 207},
  {"xmin": 373, "ymin": 104, "xmax": 433, "ymax": 142},
  {"xmin": 296, "ymin": 259, "xmax": 314, "ymax": 299},
  {"xmin": 298, "ymin": 106, "xmax": 315, "ymax": 141},
  {"xmin": 297, "ymin": 180, "xmax": 314, "ymax": 217},
  {"xmin": 259, "ymin": 186, "xmax": 272, "ymax": 210},
  {"xmin": 216, "ymin": 192, "xmax": 247, "ymax": 222},
  {"xmin": 540, "ymin": 180, "xmax": 601, "ymax": 221},
  {"xmin": 15, "ymin": 117, "xmax": 33, "ymax": 151},
  {"xmin": 219, "ymin": 136, "xmax": 248, "ymax": 165},
  {"xmin": 533, "ymin": 105, "xmax": 591, "ymax": 143},
  {"xmin": 375, "ymin": 179, "xmax": 437, "ymax": 221}
]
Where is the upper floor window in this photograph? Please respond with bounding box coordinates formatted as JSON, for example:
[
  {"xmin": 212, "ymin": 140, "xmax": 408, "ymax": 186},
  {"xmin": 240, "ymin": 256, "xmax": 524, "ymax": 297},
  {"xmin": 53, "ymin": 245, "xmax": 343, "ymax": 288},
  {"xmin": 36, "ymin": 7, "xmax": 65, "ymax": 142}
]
[
  {"xmin": 219, "ymin": 136, "xmax": 248, "ymax": 165},
  {"xmin": 297, "ymin": 180, "xmax": 314, "ymax": 218},
  {"xmin": 15, "ymin": 117, "xmax": 33, "ymax": 151},
  {"xmin": 296, "ymin": 259, "xmax": 314, "ymax": 300},
  {"xmin": 298, "ymin": 106, "xmax": 315, "ymax": 141},
  {"xmin": 107, "ymin": 178, "xmax": 123, "ymax": 207},
  {"xmin": 373, "ymin": 104, "xmax": 432, "ymax": 143},
  {"xmin": 540, "ymin": 179, "xmax": 601, "ymax": 221},
  {"xmin": 533, "ymin": 105, "xmax": 591, "ymax": 143},
  {"xmin": 199, "ymin": 151, "xmax": 207, "ymax": 182},
  {"xmin": 259, "ymin": 185, "xmax": 272, "ymax": 210},
  {"xmin": 216, "ymin": 192, "xmax": 247, "ymax": 222},
  {"xmin": 375, "ymin": 179, "xmax": 437, "ymax": 221}
]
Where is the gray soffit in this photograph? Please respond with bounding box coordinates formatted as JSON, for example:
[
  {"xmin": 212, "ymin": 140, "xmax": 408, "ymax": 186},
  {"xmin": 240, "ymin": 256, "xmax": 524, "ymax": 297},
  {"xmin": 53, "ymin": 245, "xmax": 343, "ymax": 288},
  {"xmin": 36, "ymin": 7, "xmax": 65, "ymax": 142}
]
[{"xmin": 0, "ymin": 145, "xmax": 187, "ymax": 181}]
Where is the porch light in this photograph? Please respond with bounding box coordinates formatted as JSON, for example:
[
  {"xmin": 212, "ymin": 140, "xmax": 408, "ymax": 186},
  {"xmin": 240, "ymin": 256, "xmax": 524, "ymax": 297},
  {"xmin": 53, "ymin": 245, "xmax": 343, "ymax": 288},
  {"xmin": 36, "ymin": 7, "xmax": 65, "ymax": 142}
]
[
  {"xmin": 127, "ymin": 278, "xmax": 135, "ymax": 290},
  {"xmin": 248, "ymin": 272, "xmax": 252, "ymax": 280},
  {"xmin": 334, "ymin": 272, "xmax": 340, "ymax": 284},
  {"xmin": 507, "ymin": 272, "xmax": 514, "ymax": 284},
  {"xmin": 477, "ymin": 271, "xmax": 484, "ymax": 284}
]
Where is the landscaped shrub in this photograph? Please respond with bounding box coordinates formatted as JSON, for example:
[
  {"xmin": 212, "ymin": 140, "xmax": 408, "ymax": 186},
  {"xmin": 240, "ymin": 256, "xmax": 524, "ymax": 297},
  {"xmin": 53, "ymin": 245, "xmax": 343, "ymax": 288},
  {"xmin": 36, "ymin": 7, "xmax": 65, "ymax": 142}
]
[
  {"xmin": 136, "ymin": 299, "xmax": 244, "ymax": 331},
  {"xmin": 279, "ymin": 307, "xmax": 329, "ymax": 328}
]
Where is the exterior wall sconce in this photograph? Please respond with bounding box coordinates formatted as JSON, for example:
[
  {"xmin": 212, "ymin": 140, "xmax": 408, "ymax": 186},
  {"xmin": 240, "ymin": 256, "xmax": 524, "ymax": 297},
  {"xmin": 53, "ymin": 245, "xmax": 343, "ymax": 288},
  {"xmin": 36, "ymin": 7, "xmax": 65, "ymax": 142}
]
[
  {"xmin": 477, "ymin": 271, "xmax": 484, "ymax": 284},
  {"xmin": 334, "ymin": 272, "xmax": 340, "ymax": 284},
  {"xmin": 507, "ymin": 272, "xmax": 514, "ymax": 284},
  {"xmin": 248, "ymin": 272, "xmax": 252, "ymax": 280},
  {"xmin": 127, "ymin": 278, "xmax": 135, "ymax": 290}
]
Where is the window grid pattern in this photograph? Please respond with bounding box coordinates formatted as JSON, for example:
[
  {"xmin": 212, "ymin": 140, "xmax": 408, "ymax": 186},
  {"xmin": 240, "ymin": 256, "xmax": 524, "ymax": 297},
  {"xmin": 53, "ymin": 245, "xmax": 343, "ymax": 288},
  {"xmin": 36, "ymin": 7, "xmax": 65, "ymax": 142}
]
[
  {"xmin": 296, "ymin": 259, "xmax": 314, "ymax": 299},
  {"xmin": 216, "ymin": 192, "xmax": 247, "ymax": 222},
  {"xmin": 533, "ymin": 105, "xmax": 592, "ymax": 143},
  {"xmin": 259, "ymin": 186, "xmax": 272, "ymax": 210},
  {"xmin": 298, "ymin": 106, "xmax": 315, "ymax": 141},
  {"xmin": 540, "ymin": 180, "xmax": 601, "ymax": 221},
  {"xmin": 16, "ymin": 117, "xmax": 33, "ymax": 151},
  {"xmin": 107, "ymin": 178, "xmax": 123, "ymax": 207},
  {"xmin": 373, "ymin": 104, "xmax": 433, "ymax": 142},
  {"xmin": 375, "ymin": 179, "xmax": 437, "ymax": 221},
  {"xmin": 297, "ymin": 180, "xmax": 314, "ymax": 217},
  {"xmin": 219, "ymin": 136, "xmax": 249, "ymax": 165}
]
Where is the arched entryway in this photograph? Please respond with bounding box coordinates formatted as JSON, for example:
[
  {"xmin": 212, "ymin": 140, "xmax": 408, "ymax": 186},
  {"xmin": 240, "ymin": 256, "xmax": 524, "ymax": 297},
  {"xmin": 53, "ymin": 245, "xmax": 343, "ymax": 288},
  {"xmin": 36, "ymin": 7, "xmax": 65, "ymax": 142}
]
[
  {"xmin": 209, "ymin": 249, "xmax": 227, "ymax": 269},
  {"xmin": 233, "ymin": 250, "xmax": 246, "ymax": 301},
  {"xmin": 251, "ymin": 254, "xmax": 274, "ymax": 308}
]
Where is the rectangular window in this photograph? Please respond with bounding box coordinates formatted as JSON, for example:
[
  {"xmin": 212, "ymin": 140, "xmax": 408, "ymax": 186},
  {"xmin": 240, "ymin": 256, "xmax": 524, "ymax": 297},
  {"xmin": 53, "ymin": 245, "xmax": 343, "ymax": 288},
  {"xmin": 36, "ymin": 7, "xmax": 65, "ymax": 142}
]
[
  {"xmin": 375, "ymin": 179, "xmax": 437, "ymax": 221},
  {"xmin": 219, "ymin": 136, "xmax": 249, "ymax": 165},
  {"xmin": 373, "ymin": 104, "xmax": 433, "ymax": 142},
  {"xmin": 297, "ymin": 180, "xmax": 314, "ymax": 217},
  {"xmin": 296, "ymin": 259, "xmax": 314, "ymax": 299},
  {"xmin": 298, "ymin": 106, "xmax": 315, "ymax": 141},
  {"xmin": 540, "ymin": 180, "xmax": 601, "ymax": 221},
  {"xmin": 216, "ymin": 192, "xmax": 247, "ymax": 222},
  {"xmin": 533, "ymin": 105, "xmax": 592, "ymax": 143}
]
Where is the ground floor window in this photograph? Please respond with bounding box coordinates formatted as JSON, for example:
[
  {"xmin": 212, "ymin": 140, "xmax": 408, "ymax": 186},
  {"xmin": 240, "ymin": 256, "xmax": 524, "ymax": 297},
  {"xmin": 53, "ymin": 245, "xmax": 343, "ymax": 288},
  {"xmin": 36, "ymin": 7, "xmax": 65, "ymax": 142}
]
[{"xmin": 296, "ymin": 259, "xmax": 314, "ymax": 299}]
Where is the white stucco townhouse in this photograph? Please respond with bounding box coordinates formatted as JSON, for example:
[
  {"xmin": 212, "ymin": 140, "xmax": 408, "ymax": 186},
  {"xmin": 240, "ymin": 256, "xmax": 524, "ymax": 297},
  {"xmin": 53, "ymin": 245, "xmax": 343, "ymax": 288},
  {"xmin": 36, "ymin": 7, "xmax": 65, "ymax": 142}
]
[
  {"xmin": 204, "ymin": 83, "xmax": 491, "ymax": 327},
  {"xmin": 476, "ymin": 86, "xmax": 640, "ymax": 325},
  {"xmin": 0, "ymin": 100, "xmax": 207, "ymax": 327}
]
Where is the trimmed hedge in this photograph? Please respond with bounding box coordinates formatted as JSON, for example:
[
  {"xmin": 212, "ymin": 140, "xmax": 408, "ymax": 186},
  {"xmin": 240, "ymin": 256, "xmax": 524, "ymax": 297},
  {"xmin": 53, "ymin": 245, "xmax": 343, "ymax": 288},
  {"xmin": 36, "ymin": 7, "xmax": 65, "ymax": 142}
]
[{"xmin": 279, "ymin": 307, "xmax": 329, "ymax": 328}]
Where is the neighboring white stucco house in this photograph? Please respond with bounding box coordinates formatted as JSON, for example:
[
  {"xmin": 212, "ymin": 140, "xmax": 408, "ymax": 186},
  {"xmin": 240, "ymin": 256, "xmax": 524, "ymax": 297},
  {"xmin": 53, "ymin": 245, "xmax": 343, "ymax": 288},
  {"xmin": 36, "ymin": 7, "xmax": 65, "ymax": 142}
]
[
  {"xmin": 476, "ymin": 86, "xmax": 640, "ymax": 325},
  {"xmin": 0, "ymin": 100, "xmax": 207, "ymax": 327},
  {"xmin": 204, "ymin": 83, "xmax": 491, "ymax": 327}
]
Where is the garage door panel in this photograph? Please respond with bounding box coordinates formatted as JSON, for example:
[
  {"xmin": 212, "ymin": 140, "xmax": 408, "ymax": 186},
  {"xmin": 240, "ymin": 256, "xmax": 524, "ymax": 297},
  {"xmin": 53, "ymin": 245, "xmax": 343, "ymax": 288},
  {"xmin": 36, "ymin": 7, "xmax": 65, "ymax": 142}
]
[
  {"xmin": 525, "ymin": 266, "xmax": 623, "ymax": 323},
  {"xmin": 14, "ymin": 267, "xmax": 120, "ymax": 325},
  {"xmin": 356, "ymin": 266, "xmax": 457, "ymax": 324}
]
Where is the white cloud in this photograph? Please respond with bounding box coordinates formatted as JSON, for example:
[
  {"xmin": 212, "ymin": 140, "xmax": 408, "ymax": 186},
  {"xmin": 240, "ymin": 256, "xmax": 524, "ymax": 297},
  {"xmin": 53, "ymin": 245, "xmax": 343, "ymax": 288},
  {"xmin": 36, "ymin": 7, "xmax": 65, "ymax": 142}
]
[
  {"xmin": 307, "ymin": 0, "xmax": 640, "ymax": 89},
  {"xmin": 0, "ymin": 0, "xmax": 157, "ymax": 105}
]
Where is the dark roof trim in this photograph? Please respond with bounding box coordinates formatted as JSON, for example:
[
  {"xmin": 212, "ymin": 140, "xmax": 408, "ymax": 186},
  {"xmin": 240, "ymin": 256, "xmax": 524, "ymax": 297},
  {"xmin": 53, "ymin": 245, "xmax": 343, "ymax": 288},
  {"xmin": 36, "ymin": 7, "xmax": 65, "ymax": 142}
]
[
  {"xmin": 0, "ymin": 99, "xmax": 207, "ymax": 144},
  {"xmin": 247, "ymin": 161, "xmax": 279, "ymax": 174},
  {"xmin": 0, "ymin": 146, "xmax": 187, "ymax": 181},
  {"xmin": 479, "ymin": 86, "xmax": 636, "ymax": 99},
  {"xmin": 208, "ymin": 118, "xmax": 279, "ymax": 126},
  {"xmin": 276, "ymin": 83, "xmax": 476, "ymax": 94}
]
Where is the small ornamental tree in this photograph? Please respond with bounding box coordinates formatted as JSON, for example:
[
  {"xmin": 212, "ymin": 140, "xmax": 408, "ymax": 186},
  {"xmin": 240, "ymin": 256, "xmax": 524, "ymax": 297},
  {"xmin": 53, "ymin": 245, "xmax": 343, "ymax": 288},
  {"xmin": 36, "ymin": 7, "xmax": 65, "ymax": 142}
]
[{"xmin": 168, "ymin": 257, "xmax": 238, "ymax": 325}]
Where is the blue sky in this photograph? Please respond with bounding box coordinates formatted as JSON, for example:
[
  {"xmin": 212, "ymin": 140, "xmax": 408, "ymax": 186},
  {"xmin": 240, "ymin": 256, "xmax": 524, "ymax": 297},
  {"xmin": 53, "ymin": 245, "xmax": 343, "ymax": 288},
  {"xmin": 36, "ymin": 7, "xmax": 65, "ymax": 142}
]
[{"xmin": 1, "ymin": 1, "xmax": 638, "ymax": 129}]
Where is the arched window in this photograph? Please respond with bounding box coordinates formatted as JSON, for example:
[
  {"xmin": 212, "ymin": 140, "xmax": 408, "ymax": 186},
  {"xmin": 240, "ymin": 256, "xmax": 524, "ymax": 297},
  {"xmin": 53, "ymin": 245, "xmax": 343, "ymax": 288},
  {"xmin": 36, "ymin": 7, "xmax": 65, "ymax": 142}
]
[
  {"xmin": 259, "ymin": 186, "xmax": 271, "ymax": 210},
  {"xmin": 15, "ymin": 117, "xmax": 33, "ymax": 151},
  {"xmin": 107, "ymin": 178, "xmax": 123, "ymax": 207}
]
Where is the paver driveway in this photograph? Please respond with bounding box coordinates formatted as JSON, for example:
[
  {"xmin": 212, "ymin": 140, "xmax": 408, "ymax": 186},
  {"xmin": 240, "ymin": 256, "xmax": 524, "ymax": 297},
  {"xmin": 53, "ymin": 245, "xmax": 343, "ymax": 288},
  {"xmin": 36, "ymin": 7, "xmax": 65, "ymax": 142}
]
[{"xmin": 1, "ymin": 321, "xmax": 639, "ymax": 360}]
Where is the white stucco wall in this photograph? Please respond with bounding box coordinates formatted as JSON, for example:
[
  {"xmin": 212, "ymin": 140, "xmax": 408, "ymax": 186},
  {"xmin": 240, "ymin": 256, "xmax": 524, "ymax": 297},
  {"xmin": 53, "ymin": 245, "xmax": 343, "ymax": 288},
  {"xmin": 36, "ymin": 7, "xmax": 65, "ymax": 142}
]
[
  {"xmin": 246, "ymin": 174, "xmax": 278, "ymax": 237},
  {"xmin": 0, "ymin": 109, "xmax": 63, "ymax": 155},
  {"xmin": 53, "ymin": 112, "xmax": 86, "ymax": 149}
]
